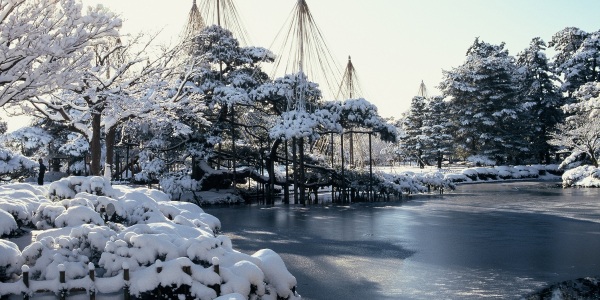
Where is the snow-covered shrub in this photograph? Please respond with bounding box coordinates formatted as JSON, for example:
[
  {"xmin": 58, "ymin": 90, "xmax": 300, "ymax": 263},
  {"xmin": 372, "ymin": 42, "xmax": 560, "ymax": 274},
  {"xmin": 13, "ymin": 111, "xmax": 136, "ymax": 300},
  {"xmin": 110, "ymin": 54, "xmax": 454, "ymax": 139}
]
[
  {"xmin": 159, "ymin": 173, "xmax": 199, "ymax": 200},
  {"xmin": 444, "ymin": 173, "xmax": 469, "ymax": 182},
  {"xmin": 494, "ymin": 166, "xmax": 514, "ymax": 179},
  {"xmin": 21, "ymin": 235, "xmax": 91, "ymax": 280},
  {"xmin": 0, "ymin": 209, "xmax": 18, "ymax": 237},
  {"xmin": 0, "ymin": 177, "xmax": 300, "ymax": 299},
  {"xmin": 47, "ymin": 176, "xmax": 116, "ymax": 200},
  {"xmin": 0, "ymin": 147, "xmax": 37, "ymax": 180},
  {"xmin": 55, "ymin": 206, "xmax": 105, "ymax": 227},
  {"xmin": 473, "ymin": 167, "xmax": 499, "ymax": 180},
  {"xmin": 0, "ymin": 127, "xmax": 52, "ymax": 158},
  {"xmin": 252, "ymin": 249, "xmax": 298, "ymax": 300},
  {"xmin": 562, "ymin": 165, "xmax": 600, "ymax": 187},
  {"xmin": 467, "ymin": 155, "xmax": 496, "ymax": 166},
  {"xmin": 0, "ymin": 186, "xmax": 47, "ymax": 228},
  {"xmin": 461, "ymin": 168, "xmax": 479, "ymax": 181},
  {"xmin": 134, "ymin": 150, "xmax": 165, "ymax": 183},
  {"xmin": 0, "ymin": 240, "xmax": 21, "ymax": 281},
  {"xmin": 513, "ymin": 165, "xmax": 539, "ymax": 179}
]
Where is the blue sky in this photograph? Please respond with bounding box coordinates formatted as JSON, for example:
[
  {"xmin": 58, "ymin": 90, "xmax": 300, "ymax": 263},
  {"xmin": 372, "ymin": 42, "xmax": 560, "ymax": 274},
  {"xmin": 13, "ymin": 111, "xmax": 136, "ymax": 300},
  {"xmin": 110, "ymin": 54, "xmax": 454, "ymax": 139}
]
[{"xmin": 83, "ymin": 0, "xmax": 600, "ymax": 118}]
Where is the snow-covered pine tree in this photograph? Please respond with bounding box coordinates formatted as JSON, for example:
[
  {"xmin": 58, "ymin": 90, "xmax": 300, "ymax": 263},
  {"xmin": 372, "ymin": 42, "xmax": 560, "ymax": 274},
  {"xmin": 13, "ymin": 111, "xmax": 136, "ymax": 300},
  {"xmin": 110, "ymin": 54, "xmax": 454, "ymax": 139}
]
[
  {"xmin": 421, "ymin": 96, "xmax": 453, "ymax": 168},
  {"xmin": 549, "ymin": 27, "xmax": 592, "ymax": 98},
  {"xmin": 439, "ymin": 38, "xmax": 522, "ymax": 164},
  {"xmin": 400, "ymin": 96, "xmax": 428, "ymax": 168},
  {"xmin": 516, "ymin": 37, "xmax": 564, "ymax": 163},
  {"xmin": 550, "ymin": 81, "xmax": 600, "ymax": 168}
]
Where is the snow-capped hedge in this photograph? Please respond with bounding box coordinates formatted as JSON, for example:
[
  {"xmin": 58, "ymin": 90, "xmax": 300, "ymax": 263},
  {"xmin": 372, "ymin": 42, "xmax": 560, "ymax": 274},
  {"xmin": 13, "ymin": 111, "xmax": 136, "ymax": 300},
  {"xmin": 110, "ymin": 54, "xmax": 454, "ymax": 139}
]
[
  {"xmin": 444, "ymin": 165, "xmax": 561, "ymax": 183},
  {"xmin": 377, "ymin": 171, "xmax": 456, "ymax": 195},
  {"xmin": 0, "ymin": 177, "xmax": 300, "ymax": 299}
]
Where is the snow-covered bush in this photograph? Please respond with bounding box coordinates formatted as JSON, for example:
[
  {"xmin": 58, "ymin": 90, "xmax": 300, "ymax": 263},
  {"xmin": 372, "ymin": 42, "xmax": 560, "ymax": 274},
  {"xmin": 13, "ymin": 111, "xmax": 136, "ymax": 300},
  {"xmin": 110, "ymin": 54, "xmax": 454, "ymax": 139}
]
[
  {"xmin": 494, "ymin": 166, "xmax": 514, "ymax": 179},
  {"xmin": 0, "ymin": 147, "xmax": 37, "ymax": 180},
  {"xmin": 0, "ymin": 177, "xmax": 299, "ymax": 299},
  {"xmin": 562, "ymin": 165, "xmax": 600, "ymax": 187},
  {"xmin": 377, "ymin": 171, "xmax": 454, "ymax": 195},
  {"xmin": 0, "ymin": 185, "xmax": 47, "ymax": 228},
  {"xmin": 0, "ymin": 127, "xmax": 52, "ymax": 158},
  {"xmin": 467, "ymin": 155, "xmax": 496, "ymax": 166},
  {"xmin": 0, "ymin": 240, "xmax": 21, "ymax": 281},
  {"xmin": 47, "ymin": 176, "xmax": 116, "ymax": 200},
  {"xmin": 21, "ymin": 235, "xmax": 92, "ymax": 280},
  {"xmin": 0, "ymin": 209, "xmax": 18, "ymax": 237},
  {"xmin": 159, "ymin": 173, "xmax": 199, "ymax": 200}
]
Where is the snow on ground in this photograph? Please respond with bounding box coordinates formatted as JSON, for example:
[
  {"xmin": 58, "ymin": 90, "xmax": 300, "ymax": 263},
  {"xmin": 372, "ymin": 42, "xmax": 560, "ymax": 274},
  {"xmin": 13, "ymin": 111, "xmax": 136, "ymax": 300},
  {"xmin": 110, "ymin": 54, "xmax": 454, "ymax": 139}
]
[{"xmin": 0, "ymin": 176, "xmax": 300, "ymax": 299}]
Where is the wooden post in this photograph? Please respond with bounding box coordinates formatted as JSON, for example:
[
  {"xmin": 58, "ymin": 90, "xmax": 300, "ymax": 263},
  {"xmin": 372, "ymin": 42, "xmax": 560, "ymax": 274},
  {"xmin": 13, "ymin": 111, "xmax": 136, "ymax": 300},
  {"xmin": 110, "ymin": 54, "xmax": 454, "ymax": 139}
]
[
  {"xmin": 212, "ymin": 257, "xmax": 220, "ymax": 275},
  {"xmin": 22, "ymin": 265, "xmax": 29, "ymax": 300},
  {"xmin": 182, "ymin": 262, "xmax": 191, "ymax": 297},
  {"xmin": 212, "ymin": 257, "xmax": 221, "ymax": 297},
  {"xmin": 156, "ymin": 259, "xmax": 163, "ymax": 273},
  {"xmin": 123, "ymin": 262, "xmax": 130, "ymax": 300},
  {"xmin": 155, "ymin": 260, "xmax": 162, "ymax": 298},
  {"xmin": 88, "ymin": 263, "xmax": 96, "ymax": 300},
  {"xmin": 58, "ymin": 264, "xmax": 66, "ymax": 300}
]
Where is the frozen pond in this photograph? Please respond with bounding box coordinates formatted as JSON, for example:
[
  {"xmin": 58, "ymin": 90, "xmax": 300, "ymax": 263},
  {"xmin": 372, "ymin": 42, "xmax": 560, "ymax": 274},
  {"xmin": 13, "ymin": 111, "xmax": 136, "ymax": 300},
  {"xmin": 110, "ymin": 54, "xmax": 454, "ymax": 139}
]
[{"xmin": 205, "ymin": 181, "xmax": 600, "ymax": 299}]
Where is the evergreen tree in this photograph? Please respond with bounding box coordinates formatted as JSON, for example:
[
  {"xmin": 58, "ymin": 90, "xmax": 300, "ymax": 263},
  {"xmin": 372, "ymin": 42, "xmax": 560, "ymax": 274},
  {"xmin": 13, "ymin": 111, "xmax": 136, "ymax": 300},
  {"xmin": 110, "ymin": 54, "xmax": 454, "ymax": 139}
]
[
  {"xmin": 516, "ymin": 37, "xmax": 564, "ymax": 163},
  {"xmin": 438, "ymin": 38, "xmax": 521, "ymax": 163},
  {"xmin": 421, "ymin": 96, "xmax": 453, "ymax": 168},
  {"xmin": 400, "ymin": 96, "xmax": 428, "ymax": 168},
  {"xmin": 549, "ymin": 27, "xmax": 591, "ymax": 97}
]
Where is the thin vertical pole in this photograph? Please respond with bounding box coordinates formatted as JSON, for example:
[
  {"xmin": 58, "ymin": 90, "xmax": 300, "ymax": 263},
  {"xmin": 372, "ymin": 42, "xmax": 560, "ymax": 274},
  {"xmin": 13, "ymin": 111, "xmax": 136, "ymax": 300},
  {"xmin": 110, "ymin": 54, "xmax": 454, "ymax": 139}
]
[
  {"xmin": 369, "ymin": 133, "xmax": 373, "ymax": 202},
  {"xmin": 284, "ymin": 140, "xmax": 290, "ymax": 204},
  {"xmin": 340, "ymin": 133, "xmax": 345, "ymax": 203},
  {"xmin": 293, "ymin": 138, "xmax": 298, "ymax": 204},
  {"xmin": 330, "ymin": 132, "xmax": 334, "ymax": 202}
]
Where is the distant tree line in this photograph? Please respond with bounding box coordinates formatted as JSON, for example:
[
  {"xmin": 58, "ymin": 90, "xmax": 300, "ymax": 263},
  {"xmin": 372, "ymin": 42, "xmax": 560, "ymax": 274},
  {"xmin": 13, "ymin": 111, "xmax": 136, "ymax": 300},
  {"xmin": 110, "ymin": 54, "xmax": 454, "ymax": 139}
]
[{"xmin": 398, "ymin": 28, "xmax": 600, "ymax": 168}]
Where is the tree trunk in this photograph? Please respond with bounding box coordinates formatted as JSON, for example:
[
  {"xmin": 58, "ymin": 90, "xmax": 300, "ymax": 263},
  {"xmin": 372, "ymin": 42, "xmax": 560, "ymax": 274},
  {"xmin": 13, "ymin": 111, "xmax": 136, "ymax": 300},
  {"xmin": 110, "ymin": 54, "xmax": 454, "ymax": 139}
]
[
  {"xmin": 90, "ymin": 113, "xmax": 102, "ymax": 176},
  {"xmin": 292, "ymin": 138, "xmax": 298, "ymax": 204},
  {"xmin": 265, "ymin": 139, "xmax": 282, "ymax": 204},
  {"xmin": 105, "ymin": 126, "xmax": 116, "ymax": 179},
  {"xmin": 298, "ymin": 138, "xmax": 306, "ymax": 205}
]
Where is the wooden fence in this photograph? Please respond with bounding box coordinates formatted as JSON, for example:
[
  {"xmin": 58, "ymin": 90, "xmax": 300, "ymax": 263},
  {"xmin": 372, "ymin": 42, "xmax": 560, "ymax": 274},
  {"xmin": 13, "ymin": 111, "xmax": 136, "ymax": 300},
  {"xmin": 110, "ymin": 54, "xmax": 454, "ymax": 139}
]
[{"xmin": 0, "ymin": 257, "xmax": 221, "ymax": 300}]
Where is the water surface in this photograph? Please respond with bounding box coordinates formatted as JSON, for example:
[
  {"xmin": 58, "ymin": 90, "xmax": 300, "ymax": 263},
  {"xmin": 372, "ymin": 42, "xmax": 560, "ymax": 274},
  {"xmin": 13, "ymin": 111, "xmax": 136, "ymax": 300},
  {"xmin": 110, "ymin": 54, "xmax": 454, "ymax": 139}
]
[{"xmin": 205, "ymin": 181, "xmax": 600, "ymax": 299}]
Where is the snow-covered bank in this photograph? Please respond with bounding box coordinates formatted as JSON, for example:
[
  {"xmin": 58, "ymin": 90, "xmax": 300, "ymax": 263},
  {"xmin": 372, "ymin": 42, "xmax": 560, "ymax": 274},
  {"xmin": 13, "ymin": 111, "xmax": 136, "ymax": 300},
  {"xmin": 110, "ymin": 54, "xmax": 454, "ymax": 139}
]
[{"xmin": 0, "ymin": 177, "xmax": 300, "ymax": 299}]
